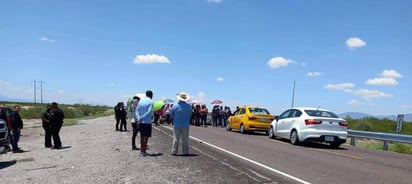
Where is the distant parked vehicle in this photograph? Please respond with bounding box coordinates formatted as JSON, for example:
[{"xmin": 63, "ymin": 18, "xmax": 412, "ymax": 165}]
[
  {"xmin": 0, "ymin": 107, "xmax": 13, "ymax": 153},
  {"xmin": 226, "ymin": 105, "xmax": 275, "ymax": 134},
  {"xmin": 0, "ymin": 119, "xmax": 9, "ymax": 153},
  {"xmin": 268, "ymin": 107, "xmax": 347, "ymax": 148}
]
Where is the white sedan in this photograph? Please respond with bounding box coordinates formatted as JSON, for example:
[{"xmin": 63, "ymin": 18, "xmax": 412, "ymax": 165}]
[{"xmin": 268, "ymin": 107, "xmax": 348, "ymax": 148}]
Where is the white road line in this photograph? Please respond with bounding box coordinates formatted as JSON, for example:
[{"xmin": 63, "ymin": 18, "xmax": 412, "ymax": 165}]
[{"xmin": 159, "ymin": 126, "xmax": 311, "ymax": 184}]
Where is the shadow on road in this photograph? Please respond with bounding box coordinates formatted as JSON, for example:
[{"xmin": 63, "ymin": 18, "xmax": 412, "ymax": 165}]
[
  {"xmin": 146, "ymin": 152, "xmax": 163, "ymax": 157},
  {"xmin": 173, "ymin": 153, "xmax": 199, "ymax": 157},
  {"xmin": 0, "ymin": 160, "xmax": 17, "ymax": 170},
  {"xmin": 272, "ymin": 138, "xmax": 348, "ymax": 150}
]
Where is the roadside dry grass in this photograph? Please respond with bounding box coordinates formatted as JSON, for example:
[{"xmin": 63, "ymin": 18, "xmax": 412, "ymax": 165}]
[{"xmin": 348, "ymin": 138, "xmax": 412, "ymax": 155}]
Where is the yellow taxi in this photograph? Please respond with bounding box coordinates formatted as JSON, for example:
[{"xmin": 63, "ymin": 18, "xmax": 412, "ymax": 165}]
[{"xmin": 226, "ymin": 106, "xmax": 275, "ymax": 134}]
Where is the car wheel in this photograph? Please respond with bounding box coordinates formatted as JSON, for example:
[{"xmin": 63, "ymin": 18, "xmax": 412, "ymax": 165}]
[
  {"xmin": 240, "ymin": 124, "xmax": 245, "ymax": 134},
  {"xmin": 226, "ymin": 121, "xmax": 232, "ymax": 131},
  {"xmin": 330, "ymin": 142, "xmax": 342, "ymax": 149},
  {"xmin": 268, "ymin": 126, "xmax": 275, "ymax": 139},
  {"xmin": 290, "ymin": 130, "xmax": 299, "ymax": 145}
]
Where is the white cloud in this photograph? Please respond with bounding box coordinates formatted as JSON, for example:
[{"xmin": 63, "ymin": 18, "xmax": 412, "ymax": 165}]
[
  {"xmin": 216, "ymin": 77, "xmax": 224, "ymax": 82},
  {"xmin": 206, "ymin": 0, "xmax": 222, "ymax": 3},
  {"xmin": 324, "ymin": 83, "xmax": 355, "ymax": 90},
  {"xmin": 345, "ymin": 37, "xmax": 366, "ymax": 49},
  {"xmin": 57, "ymin": 89, "xmax": 65, "ymax": 94},
  {"xmin": 306, "ymin": 72, "xmax": 322, "ymax": 77},
  {"xmin": 344, "ymin": 89, "xmax": 392, "ymax": 99},
  {"xmin": 267, "ymin": 57, "xmax": 294, "ymax": 68},
  {"xmin": 365, "ymin": 69, "xmax": 402, "ymax": 86},
  {"xmin": 301, "ymin": 62, "xmax": 307, "ymax": 67},
  {"xmin": 108, "ymin": 82, "xmax": 115, "ymax": 87},
  {"xmin": 0, "ymin": 80, "xmax": 11, "ymax": 87},
  {"xmin": 189, "ymin": 92, "xmax": 206, "ymax": 104},
  {"xmin": 401, "ymin": 104, "xmax": 412, "ymax": 109},
  {"xmin": 380, "ymin": 69, "xmax": 402, "ymax": 78},
  {"xmin": 365, "ymin": 77, "xmax": 398, "ymax": 86},
  {"xmin": 0, "ymin": 80, "xmax": 33, "ymax": 100},
  {"xmin": 347, "ymin": 99, "xmax": 362, "ymax": 106},
  {"xmin": 133, "ymin": 54, "xmax": 170, "ymax": 64},
  {"xmin": 40, "ymin": 37, "xmax": 56, "ymax": 43}
]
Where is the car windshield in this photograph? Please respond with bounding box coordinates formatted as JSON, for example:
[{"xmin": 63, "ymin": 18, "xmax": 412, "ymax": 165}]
[
  {"xmin": 249, "ymin": 108, "xmax": 270, "ymax": 115},
  {"xmin": 305, "ymin": 110, "xmax": 339, "ymax": 118}
]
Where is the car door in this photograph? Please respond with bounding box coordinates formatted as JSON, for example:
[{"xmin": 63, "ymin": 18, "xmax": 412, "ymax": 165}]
[
  {"xmin": 287, "ymin": 109, "xmax": 302, "ymax": 133},
  {"xmin": 275, "ymin": 109, "xmax": 293, "ymax": 138},
  {"xmin": 228, "ymin": 109, "xmax": 240, "ymax": 128},
  {"xmin": 233, "ymin": 108, "xmax": 246, "ymax": 130}
]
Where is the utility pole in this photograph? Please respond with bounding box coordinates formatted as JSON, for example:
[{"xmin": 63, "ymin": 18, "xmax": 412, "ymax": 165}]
[
  {"xmin": 291, "ymin": 80, "xmax": 296, "ymax": 107},
  {"xmin": 38, "ymin": 80, "xmax": 45, "ymax": 104},
  {"xmin": 33, "ymin": 80, "xmax": 45, "ymax": 104},
  {"xmin": 33, "ymin": 80, "xmax": 37, "ymax": 104}
]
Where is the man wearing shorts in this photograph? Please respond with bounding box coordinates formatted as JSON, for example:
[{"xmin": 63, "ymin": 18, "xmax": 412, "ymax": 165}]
[{"xmin": 135, "ymin": 90, "xmax": 154, "ymax": 157}]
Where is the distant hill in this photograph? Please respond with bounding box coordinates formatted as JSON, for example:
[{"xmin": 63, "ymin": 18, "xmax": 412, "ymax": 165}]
[
  {"xmin": 0, "ymin": 95, "xmax": 32, "ymax": 103},
  {"xmin": 339, "ymin": 112, "xmax": 412, "ymax": 122},
  {"xmin": 339, "ymin": 112, "xmax": 374, "ymax": 119}
]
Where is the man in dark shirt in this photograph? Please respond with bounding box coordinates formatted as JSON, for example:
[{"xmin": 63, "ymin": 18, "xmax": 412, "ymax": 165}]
[
  {"xmin": 114, "ymin": 102, "xmax": 122, "ymax": 131},
  {"xmin": 11, "ymin": 105, "xmax": 23, "ymax": 153},
  {"xmin": 41, "ymin": 104, "xmax": 52, "ymax": 148},
  {"xmin": 50, "ymin": 102, "xmax": 65, "ymax": 149}
]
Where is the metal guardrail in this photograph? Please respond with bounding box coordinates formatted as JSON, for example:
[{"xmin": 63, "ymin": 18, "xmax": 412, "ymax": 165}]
[{"xmin": 347, "ymin": 129, "xmax": 412, "ymax": 151}]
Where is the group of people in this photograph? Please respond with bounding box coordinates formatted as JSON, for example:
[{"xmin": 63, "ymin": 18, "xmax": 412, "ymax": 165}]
[
  {"xmin": 116, "ymin": 90, "xmax": 193, "ymax": 157},
  {"xmin": 0, "ymin": 104, "xmax": 24, "ymax": 153},
  {"xmin": 0, "ymin": 102, "xmax": 65, "ymax": 153},
  {"xmin": 211, "ymin": 105, "xmax": 232, "ymax": 128},
  {"xmin": 41, "ymin": 102, "xmax": 65, "ymax": 150},
  {"xmin": 114, "ymin": 102, "xmax": 127, "ymax": 131},
  {"xmin": 190, "ymin": 104, "xmax": 232, "ymax": 128}
]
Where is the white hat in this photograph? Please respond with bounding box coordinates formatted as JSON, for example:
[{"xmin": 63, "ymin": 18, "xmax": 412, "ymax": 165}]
[{"xmin": 176, "ymin": 92, "xmax": 190, "ymax": 102}]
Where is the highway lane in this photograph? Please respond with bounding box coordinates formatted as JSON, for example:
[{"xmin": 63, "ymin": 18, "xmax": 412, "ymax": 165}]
[{"xmin": 178, "ymin": 125, "xmax": 412, "ymax": 184}]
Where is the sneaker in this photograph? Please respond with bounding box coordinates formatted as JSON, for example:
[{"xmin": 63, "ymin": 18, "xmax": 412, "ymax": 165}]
[
  {"xmin": 139, "ymin": 152, "xmax": 147, "ymax": 157},
  {"xmin": 132, "ymin": 146, "xmax": 139, "ymax": 150}
]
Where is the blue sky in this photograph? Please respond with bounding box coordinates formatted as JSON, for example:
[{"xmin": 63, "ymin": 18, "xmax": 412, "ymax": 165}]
[{"xmin": 1, "ymin": 0, "xmax": 411, "ymax": 116}]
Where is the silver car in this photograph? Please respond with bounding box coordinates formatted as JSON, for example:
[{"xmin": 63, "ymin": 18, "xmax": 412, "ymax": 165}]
[
  {"xmin": 0, "ymin": 119, "xmax": 10, "ymax": 153},
  {"xmin": 268, "ymin": 107, "xmax": 347, "ymax": 148}
]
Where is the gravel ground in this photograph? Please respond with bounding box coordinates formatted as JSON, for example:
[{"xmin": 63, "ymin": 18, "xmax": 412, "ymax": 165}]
[{"xmin": 0, "ymin": 116, "xmax": 287, "ymax": 184}]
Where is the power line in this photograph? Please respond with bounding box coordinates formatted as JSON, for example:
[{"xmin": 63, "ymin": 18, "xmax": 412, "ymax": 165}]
[{"xmin": 33, "ymin": 80, "xmax": 45, "ymax": 104}]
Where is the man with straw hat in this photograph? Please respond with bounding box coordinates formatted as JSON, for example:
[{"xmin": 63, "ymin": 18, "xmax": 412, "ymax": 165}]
[{"xmin": 171, "ymin": 92, "xmax": 192, "ymax": 156}]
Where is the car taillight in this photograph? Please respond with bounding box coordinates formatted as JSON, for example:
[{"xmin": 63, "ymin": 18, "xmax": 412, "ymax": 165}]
[
  {"xmin": 339, "ymin": 121, "xmax": 348, "ymax": 127},
  {"xmin": 305, "ymin": 119, "xmax": 322, "ymax": 125}
]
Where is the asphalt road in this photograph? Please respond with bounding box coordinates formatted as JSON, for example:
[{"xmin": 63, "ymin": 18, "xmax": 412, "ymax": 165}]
[
  {"xmin": 177, "ymin": 125, "xmax": 412, "ymax": 184},
  {"xmin": 2, "ymin": 116, "xmax": 411, "ymax": 184}
]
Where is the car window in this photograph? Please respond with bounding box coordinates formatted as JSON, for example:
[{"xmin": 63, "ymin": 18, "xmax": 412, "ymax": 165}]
[
  {"xmin": 305, "ymin": 110, "xmax": 339, "ymax": 118},
  {"xmin": 290, "ymin": 110, "xmax": 302, "ymax": 117},
  {"xmin": 278, "ymin": 110, "xmax": 292, "ymax": 119},
  {"xmin": 239, "ymin": 108, "xmax": 246, "ymax": 115},
  {"xmin": 232, "ymin": 109, "xmax": 240, "ymax": 116},
  {"xmin": 249, "ymin": 108, "xmax": 270, "ymax": 115}
]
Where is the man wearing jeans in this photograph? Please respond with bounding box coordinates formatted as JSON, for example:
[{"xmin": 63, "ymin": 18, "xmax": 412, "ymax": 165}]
[
  {"xmin": 130, "ymin": 96, "xmax": 140, "ymax": 150},
  {"xmin": 11, "ymin": 105, "xmax": 23, "ymax": 153},
  {"xmin": 171, "ymin": 92, "xmax": 192, "ymax": 156}
]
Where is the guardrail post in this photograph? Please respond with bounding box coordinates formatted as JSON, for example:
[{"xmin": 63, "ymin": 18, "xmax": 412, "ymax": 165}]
[
  {"xmin": 350, "ymin": 137, "xmax": 356, "ymax": 146},
  {"xmin": 383, "ymin": 140, "xmax": 389, "ymax": 151}
]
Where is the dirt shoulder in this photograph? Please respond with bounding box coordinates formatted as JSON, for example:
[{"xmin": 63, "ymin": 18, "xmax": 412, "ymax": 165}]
[{"xmin": 1, "ymin": 116, "xmax": 280, "ymax": 184}]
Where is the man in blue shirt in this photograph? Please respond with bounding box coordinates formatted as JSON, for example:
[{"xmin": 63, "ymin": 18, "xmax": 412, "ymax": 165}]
[
  {"xmin": 171, "ymin": 92, "xmax": 192, "ymax": 156},
  {"xmin": 135, "ymin": 90, "xmax": 154, "ymax": 157}
]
